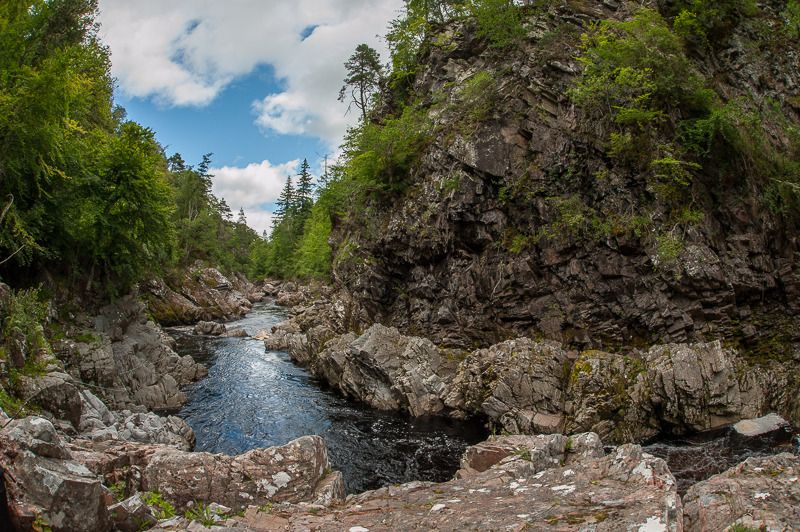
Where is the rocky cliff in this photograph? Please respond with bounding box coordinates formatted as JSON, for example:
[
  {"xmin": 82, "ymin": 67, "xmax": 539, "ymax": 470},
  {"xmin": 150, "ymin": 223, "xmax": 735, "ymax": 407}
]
[{"xmin": 331, "ymin": 0, "xmax": 800, "ymax": 359}]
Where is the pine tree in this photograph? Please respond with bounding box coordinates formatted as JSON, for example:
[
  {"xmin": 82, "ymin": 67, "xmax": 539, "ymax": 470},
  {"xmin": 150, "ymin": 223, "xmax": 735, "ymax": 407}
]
[
  {"xmin": 296, "ymin": 158, "xmax": 314, "ymax": 214},
  {"xmin": 273, "ymin": 175, "xmax": 295, "ymax": 227},
  {"xmin": 338, "ymin": 44, "xmax": 384, "ymax": 122}
]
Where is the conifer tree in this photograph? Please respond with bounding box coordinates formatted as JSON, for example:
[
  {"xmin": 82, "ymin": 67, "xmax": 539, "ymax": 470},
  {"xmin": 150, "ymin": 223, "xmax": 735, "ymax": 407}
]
[
  {"xmin": 296, "ymin": 159, "xmax": 314, "ymax": 214},
  {"xmin": 338, "ymin": 44, "xmax": 384, "ymax": 122}
]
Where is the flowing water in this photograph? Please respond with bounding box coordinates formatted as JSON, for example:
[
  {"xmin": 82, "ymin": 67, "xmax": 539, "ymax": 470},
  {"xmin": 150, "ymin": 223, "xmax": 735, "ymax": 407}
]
[{"xmin": 170, "ymin": 301, "xmax": 486, "ymax": 494}]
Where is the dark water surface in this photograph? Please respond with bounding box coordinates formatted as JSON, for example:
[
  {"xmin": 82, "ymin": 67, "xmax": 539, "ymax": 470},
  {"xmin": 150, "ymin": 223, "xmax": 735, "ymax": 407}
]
[
  {"xmin": 171, "ymin": 301, "xmax": 486, "ymax": 494},
  {"xmin": 644, "ymin": 430, "xmax": 797, "ymax": 494}
]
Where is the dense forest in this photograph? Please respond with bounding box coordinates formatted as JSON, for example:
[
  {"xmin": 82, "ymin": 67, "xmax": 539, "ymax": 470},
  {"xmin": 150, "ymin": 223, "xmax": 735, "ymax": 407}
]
[{"xmin": 0, "ymin": 0, "xmax": 261, "ymax": 300}]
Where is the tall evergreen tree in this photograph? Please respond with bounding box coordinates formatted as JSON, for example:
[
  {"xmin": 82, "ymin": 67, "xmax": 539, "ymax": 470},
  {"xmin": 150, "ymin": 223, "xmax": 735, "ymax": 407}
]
[
  {"xmin": 273, "ymin": 176, "xmax": 295, "ymax": 227},
  {"xmin": 296, "ymin": 158, "xmax": 314, "ymax": 214}
]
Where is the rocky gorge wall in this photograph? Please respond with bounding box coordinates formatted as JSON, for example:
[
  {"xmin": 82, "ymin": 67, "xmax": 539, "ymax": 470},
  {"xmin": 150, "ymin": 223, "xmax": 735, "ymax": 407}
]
[{"xmin": 330, "ymin": 0, "xmax": 800, "ymax": 361}]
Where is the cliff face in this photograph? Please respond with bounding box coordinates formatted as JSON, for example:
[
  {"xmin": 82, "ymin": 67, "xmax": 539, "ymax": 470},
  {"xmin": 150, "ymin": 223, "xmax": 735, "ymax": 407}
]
[{"xmin": 331, "ymin": 0, "xmax": 800, "ymax": 356}]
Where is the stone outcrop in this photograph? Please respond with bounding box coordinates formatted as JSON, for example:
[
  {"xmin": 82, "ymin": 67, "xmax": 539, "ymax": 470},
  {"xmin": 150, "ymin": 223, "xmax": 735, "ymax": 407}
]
[
  {"xmin": 56, "ymin": 296, "xmax": 206, "ymax": 411},
  {"xmin": 0, "ymin": 414, "xmax": 110, "ymax": 532},
  {"xmin": 141, "ymin": 266, "xmax": 263, "ymax": 326},
  {"xmin": 194, "ymin": 320, "xmax": 226, "ymax": 336},
  {"xmin": 224, "ymin": 432, "xmax": 684, "ymax": 531},
  {"xmin": 683, "ymin": 453, "xmax": 800, "ymax": 531},
  {"xmin": 0, "ymin": 409, "xmax": 344, "ymax": 532},
  {"xmin": 446, "ymin": 338, "xmax": 569, "ymax": 434},
  {"xmin": 326, "ymin": 0, "xmax": 800, "ymax": 371},
  {"xmin": 139, "ymin": 435, "xmax": 339, "ymax": 511},
  {"xmin": 268, "ymin": 293, "xmax": 800, "ymax": 442}
]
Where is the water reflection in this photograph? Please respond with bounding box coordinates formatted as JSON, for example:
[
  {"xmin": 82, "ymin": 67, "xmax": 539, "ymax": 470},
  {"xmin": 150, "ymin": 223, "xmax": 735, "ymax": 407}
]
[{"xmin": 171, "ymin": 302, "xmax": 486, "ymax": 494}]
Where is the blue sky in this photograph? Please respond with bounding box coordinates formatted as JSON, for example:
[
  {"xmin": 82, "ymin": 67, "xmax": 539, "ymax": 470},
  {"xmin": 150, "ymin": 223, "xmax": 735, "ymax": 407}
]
[{"xmin": 98, "ymin": 0, "xmax": 403, "ymax": 233}]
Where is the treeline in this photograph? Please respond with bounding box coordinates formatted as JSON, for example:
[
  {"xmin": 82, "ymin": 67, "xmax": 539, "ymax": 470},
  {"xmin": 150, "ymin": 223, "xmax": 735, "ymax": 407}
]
[{"xmin": 0, "ymin": 0, "xmax": 259, "ymax": 297}]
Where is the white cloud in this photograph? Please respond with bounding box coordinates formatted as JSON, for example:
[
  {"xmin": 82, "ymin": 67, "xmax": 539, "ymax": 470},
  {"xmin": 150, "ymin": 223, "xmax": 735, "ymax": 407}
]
[
  {"xmin": 98, "ymin": 0, "xmax": 403, "ymax": 146},
  {"xmin": 210, "ymin": 159, "xmax": 299, "ymax": 234}
]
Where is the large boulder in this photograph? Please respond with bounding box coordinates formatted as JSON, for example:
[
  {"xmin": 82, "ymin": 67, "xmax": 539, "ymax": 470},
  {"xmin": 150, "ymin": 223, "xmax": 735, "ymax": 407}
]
[
  {"xmin": 683, "ymin": 453, "xmax": 800, "ymax": 531},
  {"xmin": 447, "ymin": 338, "xmax": 569, "ymax": 434},
  {"xmin": 0, "ymin": 415, "xmax": 110, "ymax": 532},
  {"xmin": 16, "ymin": 371, "xmax": 83, "ymax": 428},
  {"xmin": 140, "ymin": 435, "xmax": 338, "ymax": 510},
  {"xmin": 194, "ymin": 321, "xmax": 226, "ymax": 336},
  {"xmin": 307, "ymin": 324, "xmax": 457, "ymax": 416}
]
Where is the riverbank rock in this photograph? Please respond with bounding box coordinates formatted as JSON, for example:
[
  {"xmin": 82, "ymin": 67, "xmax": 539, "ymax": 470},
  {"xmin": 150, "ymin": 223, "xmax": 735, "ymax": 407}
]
[
  {"xmin": 194, "ymin": 320, "xmax": 226, "ymax": 336},
  {"xmin": 141, "ymin": 266, "xmax": 257, "ymax": 326},
  {"xmin": 682, "ymin": 453, "xmax": 800, "ymax": 531},
  {"xmin": 59, "ymin": 296, "xmax": 206, "ymax": 411},
  {"xmin": 447, "ymin": 338, "xmax": 569, "ymax": 434},
  {"xmin": 229, "ymin": 433, "xmax": 682, "ymax": 531},
  {"xmin": 732, "ymin": 413, "xmax": 793, "ymax": 445},
  {"xmin": 0, "ymin": 414, "xmax": 110, "ymax": 532},
  {"xmin": 139, "ymin": 435, "xmax": 337, "ymax": 511},
  {"xmin": 77, "ymin": 390, "xmax": 195, "ymax": 450},
  {"xmin": 303, "ymin": 324, "xmax": 458, "ymax": 416}
]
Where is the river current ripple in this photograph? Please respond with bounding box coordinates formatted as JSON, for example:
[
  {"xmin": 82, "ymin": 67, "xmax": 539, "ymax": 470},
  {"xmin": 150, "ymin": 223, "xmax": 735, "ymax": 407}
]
[{"xmin": 170, "ymin": 301, "xmax": 486, "ymax": 494}]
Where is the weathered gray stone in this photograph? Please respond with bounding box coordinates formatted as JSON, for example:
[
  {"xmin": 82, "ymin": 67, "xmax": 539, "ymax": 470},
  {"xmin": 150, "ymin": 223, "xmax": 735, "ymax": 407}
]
[
  {"xmin": 447, "ymin": 338, "xmax": 568, "ymax": 434},
  {"xmin": 140, "ymin": 435, "xmax": 338, "ymax": 510},
  {"xmin": 683, "ymin": 453, "xmax": 800, "ymax": 531},
  {"xmin": 109, "ymin": 493, "xmax": 157, "ymax": 532},
  {"xmin": 229, "ymin": 436, "xmax": 682, "ymax": 531},
  {"xmin": 194, "ymin": 321, "xmax": 226, "ymax": 336},
  {"xmin": 0, "ymin": 416, "xmax": 110, "ymax": 532},
  {"xmin": 733, "ymin": 413, "xmax": 792, "ymax": 441}
]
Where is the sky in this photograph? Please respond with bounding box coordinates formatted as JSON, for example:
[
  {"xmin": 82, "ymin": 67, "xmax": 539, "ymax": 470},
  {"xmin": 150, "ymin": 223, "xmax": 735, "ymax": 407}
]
[{"xmin": 97, "ymin": 0, "xmax": 404, "ymax": 234}]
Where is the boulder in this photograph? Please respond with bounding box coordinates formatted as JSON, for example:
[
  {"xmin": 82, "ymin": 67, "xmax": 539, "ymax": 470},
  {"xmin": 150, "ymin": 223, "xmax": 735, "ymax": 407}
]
[
  {"xmin": 140, "ymin": 435, "xmax": 338, "ymax": 510},
  {"xmin": 683, "ymin": 453, "xmax": 800, "ymax": 531},
  {"xmin": 447, "ymin": 338, "xmax": 569, "ymax": 434},
  {"xmin": 16, "ymin": 371, "xmax": 83, "ymax": 428},
  {"xmin": 310, "ymin": 324, "xmax": 457, "ymax": 416},
  {"xmin": 222, "ymin": 327, "xmax": 248, "ymax": 338},
  {"xmin": 732, "ymin": 413, "xmax": 793, "ymax": 445},
  {"xmin": 0, "ymin": 416, "xmax": 110, "ymax": 532},
  {"xmin": 194, "ymin": 321, "xmax": 226, "ymax": 336},
  {"xmin": 109, "ymin": 493, "xmax": 157, "ymax": 532}
]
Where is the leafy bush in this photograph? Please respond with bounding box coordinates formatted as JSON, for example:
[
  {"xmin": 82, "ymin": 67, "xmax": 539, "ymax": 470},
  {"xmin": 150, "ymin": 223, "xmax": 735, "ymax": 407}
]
[
  {"xmin": 784, "ymin": 0, "xmax": 800, "ymax": 39},
  {"xmin": 1, "ymin": 287, "xmax": 50, "ymax": 369},
  {"xmin": 467, "ymin": 0, "xmax": 526, "ymax": 50},
  {"xmin": 669, "ymin": 0, "xmax": 758, "ymax": 41}
]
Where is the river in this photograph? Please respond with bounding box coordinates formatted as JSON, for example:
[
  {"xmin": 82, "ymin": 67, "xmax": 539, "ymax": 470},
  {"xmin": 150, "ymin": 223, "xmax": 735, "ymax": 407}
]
[{"xmin": 169, "ymin": 301, "xmax": 486, "ymax": 494}]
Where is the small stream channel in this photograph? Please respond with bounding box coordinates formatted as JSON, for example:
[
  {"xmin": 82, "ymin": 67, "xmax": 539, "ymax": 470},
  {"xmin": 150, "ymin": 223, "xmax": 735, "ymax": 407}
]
[
  {"xmin": 168, "ymin": 301, "xmax": 486, "ymax": 494},
  {"xmin": 169, "ymin": 301, "xmax": 796, "ymax": 496}
]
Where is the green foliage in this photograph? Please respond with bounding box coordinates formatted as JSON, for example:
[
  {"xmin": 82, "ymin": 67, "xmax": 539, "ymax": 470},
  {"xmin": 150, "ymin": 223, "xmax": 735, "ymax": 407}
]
[
  {"xmin": 571, "ymin": 9, "xmax": 712, "ymax": 125},
  {"xmin": 452, "ymin": 70, "xmax": 496, "ymax": 131},
  {"xmin": 1, "ymin": 288, "xmax": 51, "ymax": 380},
  {"xmin": 467, "ymin": 0, "xmax": 525, "ymax": 50},
  {"xmin": 143, "ymin": 492, "xmax": 176, "ymax": 520},
  {"xmin": 343, "ymin": 105, "xmax": 431, "ymax": 193},
  {"xmin": 185, "ymin": 502, "xmax": 218, "ymax": 526},
  {"xmin": 654, "ymin": 233, "xmax": 684, "ymax": 268},
  {"xmin": 668, "ymin": 0, "xmax": 758, "ymax": 41},
  {"xmin": 785, "ymin": 1, "xmax": 800, "ymax": 39},
  {"xmin": 293, "ymin": 203, "xmax": 333, "ymax": 280}
]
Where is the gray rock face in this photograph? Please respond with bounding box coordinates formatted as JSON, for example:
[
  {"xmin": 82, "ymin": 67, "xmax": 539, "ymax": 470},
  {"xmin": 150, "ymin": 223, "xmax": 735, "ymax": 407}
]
[
  {"xmin": 61, "ymin": 296, "xmax": 206, "ymax": 411},
  {"xmin": 0, "ymin": 416, "xmax": 110, "ymax": 532},
  {"xmin": 326, "ymin": 0, "xmax": 800, "ymax": 375},
  {"xmin": 733, "ymin": 413, "xmax": 793, "ymax": 440},
  {"xmin": 228, "ymin": 433, "xmax": 683, "ymax": 532},
  {"xmin": 683, "ymin": 453, "xmax": 800, "ymax": 531},
  {"xmin": 77, "ymin": 390, "xmax": 195, "ymax": 450},
  {"xmin": 142, "ymin": 267, "xmax": 257, "ymax": 325},
  {"xmin": 447, "ymin": 338, "xmax": 569, "ymax": 434},
  {"xmin": 16, "ymin": 371, "xmax": 83, "ymax": 428}
]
